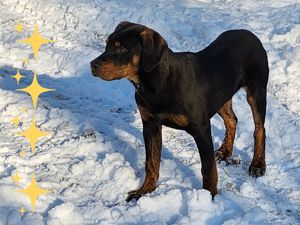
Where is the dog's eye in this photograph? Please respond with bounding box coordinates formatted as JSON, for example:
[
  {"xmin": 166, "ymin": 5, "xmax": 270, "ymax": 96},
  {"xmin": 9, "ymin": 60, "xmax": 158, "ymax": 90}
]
[{"xmin": 118, "ymin": 46, "xmax": 128, "ymax": 53}]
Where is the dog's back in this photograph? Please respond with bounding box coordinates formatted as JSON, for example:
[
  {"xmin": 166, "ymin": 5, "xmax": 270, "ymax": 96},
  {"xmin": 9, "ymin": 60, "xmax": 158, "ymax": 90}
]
[{"xmin": 193, "ymin": 29, "xmax": 269, "ymax": 117}]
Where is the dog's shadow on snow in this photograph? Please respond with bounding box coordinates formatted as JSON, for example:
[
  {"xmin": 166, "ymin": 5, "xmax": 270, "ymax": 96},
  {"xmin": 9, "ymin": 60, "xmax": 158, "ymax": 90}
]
[{"xmin": 0, "ymin": 66, "xmax": 202, "ymax": 201}]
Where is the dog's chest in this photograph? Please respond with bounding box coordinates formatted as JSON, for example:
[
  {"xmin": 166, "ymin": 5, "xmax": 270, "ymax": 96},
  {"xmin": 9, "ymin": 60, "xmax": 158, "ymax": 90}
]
[
  {"xmin": 135, "ymin": 90, "xmax": 190, "ymax": 129},
  {"xmin": 137, "ymin": 104, "xmax": 188, "ymax": 129}
]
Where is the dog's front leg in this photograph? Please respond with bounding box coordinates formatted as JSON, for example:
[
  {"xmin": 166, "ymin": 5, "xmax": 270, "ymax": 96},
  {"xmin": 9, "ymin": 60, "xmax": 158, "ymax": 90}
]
[
  {"xmin": 126, "ymin": 120, "xmax": 162, "ymax": 202},
  {"xmin": 191, "ymin": 122, "xmax": 218, "ymax": 198}
]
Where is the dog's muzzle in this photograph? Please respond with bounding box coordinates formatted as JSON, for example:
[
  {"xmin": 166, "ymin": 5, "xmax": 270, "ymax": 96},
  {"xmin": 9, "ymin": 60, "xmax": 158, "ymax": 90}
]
[{"xmin": 90, "ymin": 61, "xmax": 99, "ymax": 77}]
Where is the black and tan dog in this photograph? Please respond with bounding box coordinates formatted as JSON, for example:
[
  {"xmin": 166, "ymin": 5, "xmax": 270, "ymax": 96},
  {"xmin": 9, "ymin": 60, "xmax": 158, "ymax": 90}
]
[{"xmin": 90, "ymin": 22, "xmax": 269, "ymax": 201}]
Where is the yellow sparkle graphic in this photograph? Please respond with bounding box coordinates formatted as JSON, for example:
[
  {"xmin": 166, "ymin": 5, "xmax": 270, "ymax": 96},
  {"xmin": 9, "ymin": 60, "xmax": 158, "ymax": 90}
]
[
  {"xmin": 19, "ymin": 150, "xmax": 26, "ymax": 157},
  {"xmin": 23, "ymin": 58, "xmax": 29, "ymax": 67},
  {"xmin": 11, "ymin": 116, "xmax": 20, "ymax": 127},
  {"xmin": 11, "ymin": 69, "xmax": 26, "ymax": 84},
  {"xmin": 17, "ymin": 173, "xmax": 48, "ymax": 211},
  {"xmin": 12, "ymin": 172, "xmax": 21, "ymax": 185},
  {"xmin": 16, "ymin": 21, "xmax": 23, "ymax": 33},
  {"xmin": 18, "ymin": 115, "xmax": 48, "ymax": 153},
  {"xmin": 17, "ymin": 70, "xmax": 54, "ymax": 110},
  {"xmin": 19, "ymin": 23, "xmax": 55, "ymax": 60},
  {"xmin": 19, "ymin": 207, "xmax": 26, "ymax": 216},
  {"xmin": 21, "ymin": 105, "xmax": 28, "ymax": 112}
]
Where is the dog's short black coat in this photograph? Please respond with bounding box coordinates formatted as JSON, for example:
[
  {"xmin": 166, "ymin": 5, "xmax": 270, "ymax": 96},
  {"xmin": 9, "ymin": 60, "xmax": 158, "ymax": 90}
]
[{"xmin": 90, "ymin": 22, "xmax": 269, "ymax": 201}]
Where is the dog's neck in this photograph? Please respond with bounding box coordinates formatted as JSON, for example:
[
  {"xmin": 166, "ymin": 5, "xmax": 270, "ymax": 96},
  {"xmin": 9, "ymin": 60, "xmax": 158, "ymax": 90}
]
[
  {"xmin": 129, "ymin": 80, "xmax": 140, "ymax": 90},
  {"xmin": 134, "ymin": 50, "xmax": 170, "ymax": 95}
]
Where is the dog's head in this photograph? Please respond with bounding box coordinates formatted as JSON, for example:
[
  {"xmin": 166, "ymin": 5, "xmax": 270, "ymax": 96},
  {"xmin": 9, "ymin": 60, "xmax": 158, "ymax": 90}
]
[{"xmin": 90, "ymin": 22, "xmax": 168, "ymax": 83}]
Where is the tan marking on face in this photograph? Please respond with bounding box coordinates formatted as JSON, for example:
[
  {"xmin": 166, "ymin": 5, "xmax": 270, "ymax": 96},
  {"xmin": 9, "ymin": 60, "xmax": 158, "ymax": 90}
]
[
  {"xmin": 137, "ymin": 105, "xmax": 153, "ymax": 121},
  {"xmin": 126, "ymin": 55, "xmax": 141, "ymax": 83},
  {"xmin": 97, "ymin": 60, "xmax": 138, "ymax": 81},
  {"xmin": 115, "ymin": 41, "xmax": 121, "ymax": 47},
  {"xmin": 132, "ymin": 55, "xmax": 140, "ymax": 66}
]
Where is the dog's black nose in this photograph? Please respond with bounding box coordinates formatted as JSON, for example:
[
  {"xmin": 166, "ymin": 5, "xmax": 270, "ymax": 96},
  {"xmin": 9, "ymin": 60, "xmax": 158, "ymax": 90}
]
[
  {"xmin": 90, "ymin": 62, "xmax": 98, "ymax": 76},
  {"xmin": 90, "ymin": 61, "xmax": 97, "ymax": 69}
]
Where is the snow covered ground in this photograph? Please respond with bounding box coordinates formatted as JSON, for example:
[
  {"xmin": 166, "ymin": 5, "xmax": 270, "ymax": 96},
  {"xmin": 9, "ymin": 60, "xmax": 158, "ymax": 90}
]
[{"xmin": 0, "ymin": 0, "xmax": 300, "ymax": 224}]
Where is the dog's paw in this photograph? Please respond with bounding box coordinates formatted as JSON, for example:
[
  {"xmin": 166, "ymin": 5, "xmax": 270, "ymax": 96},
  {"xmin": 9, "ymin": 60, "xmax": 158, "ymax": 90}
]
[
  {"xmin": 215, "ymin": 150, "xmax": 226, "ymax": 161},
  {"xmin": 215, "ymin": 150, "xmax": 241, "ymax": 165},
  {"xmin": 215, "ymin": 150, "xmax": 231, "ymax": 162},
  {"xmin": 126, "ymin": 185, "xmax": 157, "ymax": 202},
  {"xmin": 248, "ymin": 164, "xmax": 266, "ymax": 177},
  {"xmin": 126, "ymin": 190, "xmax": 143, "ymax": 202},
  {"xmin": 225, "ymin": 157, "xmax": 241, "ymax": 165}
]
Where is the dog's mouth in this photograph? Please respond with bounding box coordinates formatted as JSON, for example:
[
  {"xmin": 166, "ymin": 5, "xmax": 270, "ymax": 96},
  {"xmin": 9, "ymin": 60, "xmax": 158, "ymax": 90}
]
[
  {"xmin": 90, "ymin": 62, "xmax": 99, "ymax": 77},
  {"xmin": 90, "ymin": 60, "xmax": 138, "ymax": 82},
  {"xmin": 90, "ymin": 66, "xmax": 119, "ymax": 81},
  {"xmin": 90, "ymin": 63, "xmax": 109, "ymax": 80},
  {"xmin": 91, "ymin": 68, "xmax": 98, "ymax": 77}
]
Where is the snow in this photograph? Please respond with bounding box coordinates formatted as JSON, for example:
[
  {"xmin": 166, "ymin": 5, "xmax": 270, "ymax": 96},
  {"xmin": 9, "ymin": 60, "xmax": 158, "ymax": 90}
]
[{"xmin": 0, "ymin": 0, "xmax": 300, "ymax": 224}]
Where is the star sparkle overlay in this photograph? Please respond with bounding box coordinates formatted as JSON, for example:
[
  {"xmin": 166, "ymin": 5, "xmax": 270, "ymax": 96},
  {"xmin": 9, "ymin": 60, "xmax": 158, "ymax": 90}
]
[
  {"xmin": 11, "ymin": 172, "xmax": 21, "ymax": 185},
  {"xmin": 11, "ymin": 69, "xmax": 26, "ymax": 84},
  {"xmin": 21, "ymin": 105, "xmax": 28, "ymax": 112},
  {"xmin": 19, "ymin": 150, "xmax": 26, "ymax": 157},
  {"xmin": 16, "ymin": 21, "xmax": 23, "ymax": 33},
  {"xmin": 11, "ymin": 116, "xmax": 20, "ymax": 127},
  {"xmin": 18, "ymin": 115, "xmax": 48, "ymax": 154},
  {"xmin": 19, "ymin": 23, "xmax": 55, "ymax": 60},
  {"xmin": 17, "ymin": 173, "xmax": 48, "ymax": 212},
  {"xmin": 23, "ymin": 58, "xmax": 29, "ymax": 67},
  {"xmin": 17, "ymin": 69, "xmax": 54, "ymax": 110},
  {"xmin": 19, "ymin": 207, "xmax": 26, "ymax": 216},
  {"xmin": 10, "ymin": 21, "xmax": 56, "ymax": 214}
]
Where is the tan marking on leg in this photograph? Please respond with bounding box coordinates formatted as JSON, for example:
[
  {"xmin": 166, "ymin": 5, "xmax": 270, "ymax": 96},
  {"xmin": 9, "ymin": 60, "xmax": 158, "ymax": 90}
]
[
  {"xmin": 246, "ymin": 92, "xmax": 266, "ymax": 162},
  {"xmin": 217, "ymin": 100, "xmax": 237, "ymax": 159}
]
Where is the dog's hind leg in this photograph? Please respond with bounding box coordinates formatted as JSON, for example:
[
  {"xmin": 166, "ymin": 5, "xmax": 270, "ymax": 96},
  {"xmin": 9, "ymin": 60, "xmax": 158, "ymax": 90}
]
[
  {"xmin": 215, "ymin": 99, "xmax": 238, "ymax": 161},
  {"xmin": 244, "ymin": 53, "xmax": 268, "ymax": 177},
  {"xmin": 246, "ymin": 86, "xmax": 267, "ymax": 177}
]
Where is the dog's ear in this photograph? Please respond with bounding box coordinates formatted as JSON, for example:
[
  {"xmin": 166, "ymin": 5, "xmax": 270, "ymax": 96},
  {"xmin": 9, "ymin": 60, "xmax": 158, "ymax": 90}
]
[
  {"xmin": 140, "ymin": 28, "xmax": 168, "ymax": 73},
  {"xmin": 114, "ymin": 21, "xmax": 136, "ymax": 32}
]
